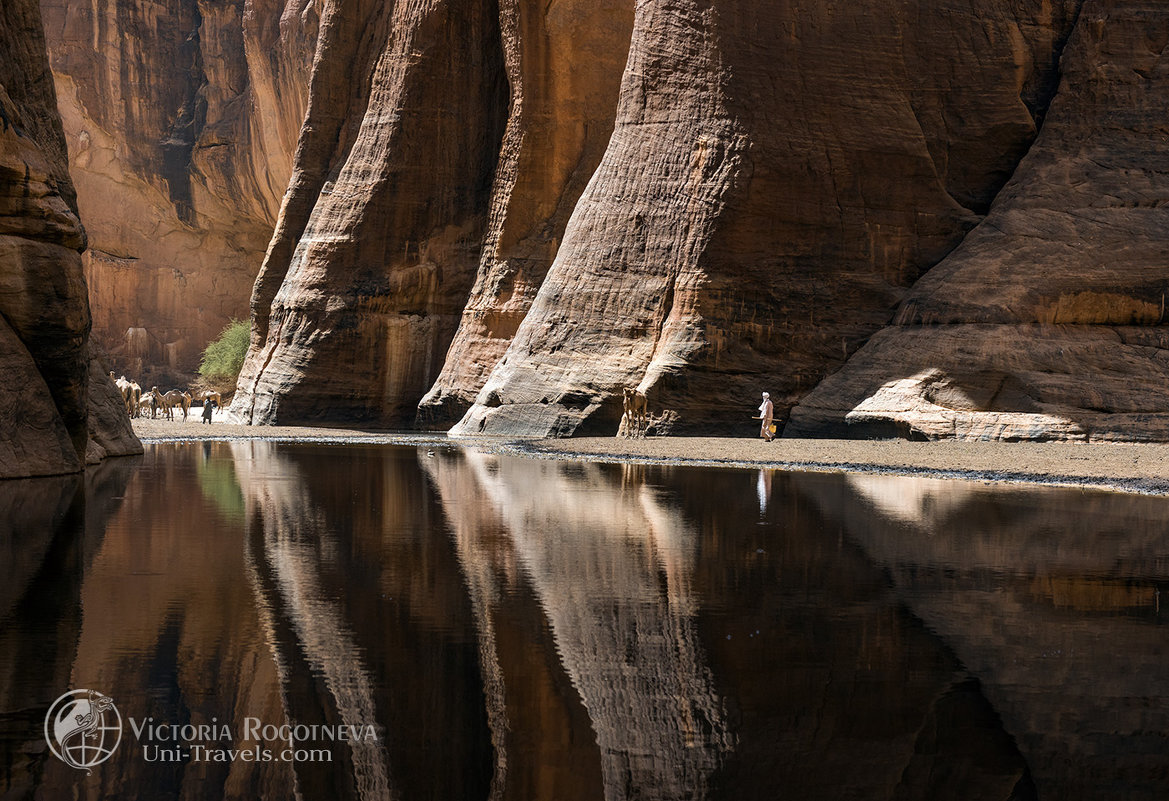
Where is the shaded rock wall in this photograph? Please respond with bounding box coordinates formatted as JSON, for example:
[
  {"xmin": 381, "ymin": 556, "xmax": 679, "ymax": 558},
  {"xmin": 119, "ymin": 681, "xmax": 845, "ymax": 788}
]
[
  {"xmin": 788, "ymin": 0, "xmax": 1169, "ymax": 441},
  {"xmin": 415, "ymin": 0, "xmax": 636, "ymax": 427},
  {"xmin": 0, "ymin": 0, "xmax": 140, "ymax": 479},
  {"xmin": 40, "ymin": 0, "xmax": 317, "ymax": 385}
]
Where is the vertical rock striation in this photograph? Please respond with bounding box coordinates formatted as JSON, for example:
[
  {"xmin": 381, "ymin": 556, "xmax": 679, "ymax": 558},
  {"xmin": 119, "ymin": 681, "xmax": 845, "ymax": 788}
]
[
  {"xmin": 449, "ymin": 0, "xmax": 1083, "ymax": 436},
  {"xmin": 40, "ymin": 0, "xmax": 317, "ymax": 383},
  {"xmin": 230, "ymin": 0, "xmax": 508, "ymax": 425},
  {"xmin": 415, "ymin": 0, "xmax": 635, "ymax": 427},
  {"xmin": 788, "ymin": 0, "xmax": 1169, "ymax": 441}
]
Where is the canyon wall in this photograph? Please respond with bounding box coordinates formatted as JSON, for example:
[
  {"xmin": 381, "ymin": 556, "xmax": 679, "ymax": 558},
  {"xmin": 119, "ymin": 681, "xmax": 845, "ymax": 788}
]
[
  {"xmin": 0, "ymin": 0, "xmax": 139, "ymax": 479},
  {"xmin": 788, "ymin": 0, "xmax": 1169, "ymax": 441},
  {"xmin": 451, "ymin": 0, "xmax": 1085, "ymax": 437},
  {"xmin": 40, "ymin": 0, "xmax": 317, "ymax": 386},
  {"xmin": 231, "ymin": 0, "xmax": 510, "ymax": 425},
  {"xmin": 234, "ymin": 0, "xmax": 1121, "ymax": 438}
]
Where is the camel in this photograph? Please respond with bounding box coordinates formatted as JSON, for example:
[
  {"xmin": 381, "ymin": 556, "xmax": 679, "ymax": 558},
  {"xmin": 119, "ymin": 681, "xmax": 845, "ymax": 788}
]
[
  {"xmin": 115, "ymin": 375, "xmax": 134, "ymax": 417},
  {"xmin": 620, "ymin": 387, "xmax": 649, "ymax": 439},
  {"xmin": 138, "ymin": 395, "xmax": 157, "ymax": 418},
  {"xmin": 130, "ymin": 381, "xmax": 142, "ymax": 416},
  {"xmin": 197, "ymin": 390, "xmax": 222, "ymax": 409},
  {"xmin": 155, "ymin": 389, "xmax": 188, "ymax": 421},
  {"xmin": 179, "ymin": 391, "xmax": 193, "ymax": 420},
  {"xmin": 149, "ymin": 387, "xmax": 175, "ymax": 420}
]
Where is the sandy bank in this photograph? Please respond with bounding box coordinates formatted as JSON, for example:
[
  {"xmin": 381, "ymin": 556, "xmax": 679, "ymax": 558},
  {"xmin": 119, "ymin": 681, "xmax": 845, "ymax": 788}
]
[{"xmin": 132, "ymin": 416, "xmax": 1169, "ymax": 495}]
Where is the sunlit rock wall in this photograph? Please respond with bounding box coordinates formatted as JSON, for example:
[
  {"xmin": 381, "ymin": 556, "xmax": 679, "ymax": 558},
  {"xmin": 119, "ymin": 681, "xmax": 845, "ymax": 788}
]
[
  {"xmin": 788, "ymin": 0, "xmax": 1169, "ymax": 441},
  {"xmin": 233, "ymin": 0, "xmax": 1097, "ymax": 436},
  {"xmin": 0, "ymin": 0, "xmax": 140, "ymax": 479},
  {"xmin": 453, "ymin": 0, "xmax": 1083, "ymax": 436},
  {"xmin": 40, "ymin": 0, "xmax": 317, "ymax": 385},
  {"xmin": 229, "ymin": 0, "xmax": 508, "ymax": 425}
]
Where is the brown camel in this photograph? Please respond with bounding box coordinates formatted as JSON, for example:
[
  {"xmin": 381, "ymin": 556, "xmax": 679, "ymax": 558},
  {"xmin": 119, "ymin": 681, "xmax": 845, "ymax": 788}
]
[
  {"xmin": 149, "ymin": 387, "xmax": 175, "ymax": 420},
  {"xmin": 115, "ymin": 375, "xmax": 134, "ymax": 417},
  {"xmin": 621, "ymin": 387, "xmax": 649, "ymax": 439}
]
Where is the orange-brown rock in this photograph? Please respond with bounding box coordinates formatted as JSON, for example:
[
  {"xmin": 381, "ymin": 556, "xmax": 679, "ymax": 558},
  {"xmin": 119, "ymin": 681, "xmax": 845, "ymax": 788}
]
[
  {"xmin": 415, "ymin": 0, "xmax": 636, "ymax": 427},
  {"xmin": 788, "ymin": 1, "xmax": 1169, "ymax": 441},
  {"xmin": 233, "ymin": 0, "xmax": 1091, "ymax": 434},
  {"xmin": 230, "ymin": 0, "xmax": 508, "ymax": 425},
  {"xmin": 447, "ymin": 0, "xmax": 1080, "ymax": 436},
  {"xmin": 0, "ymin": 0, "xmax": 140, "ymax": 478},
  {"xmin": 40, "ymin": 0, "xmax": 317, "ymax": 385}
]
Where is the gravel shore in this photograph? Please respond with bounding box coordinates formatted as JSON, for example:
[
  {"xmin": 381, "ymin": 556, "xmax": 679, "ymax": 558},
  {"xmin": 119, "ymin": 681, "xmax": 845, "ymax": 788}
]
[{"xmin": 133, "ymin": 414, "xmax": 1169, "ymax": 494}]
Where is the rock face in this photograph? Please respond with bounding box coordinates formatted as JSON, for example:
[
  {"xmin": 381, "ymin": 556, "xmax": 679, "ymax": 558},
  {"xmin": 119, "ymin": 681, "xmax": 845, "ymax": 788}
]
[
  {"xmin": 787, "ymin": 0, "xmax": 1169, "ymax": 441},
  {"xmin": 40, "ymin": 0, "xmax": 317, "ymax": 386},
  {"xmin": 235, "ymin": 0, "xmax": 1107, "ymax": 436},
  {"xmin": 415, "ymin": 0, "xmax": 636, "ymax": 427},
  {"xmin": 452, "ymin": 0, "xmax": 1086, "ymax": 437},
  {"xmin": 0, "ymin": 0, "xmax": 140, "ymax": 479},
  {"xmin": 231, "ymin": 0, "xmax": 508, "ymax": 425}
]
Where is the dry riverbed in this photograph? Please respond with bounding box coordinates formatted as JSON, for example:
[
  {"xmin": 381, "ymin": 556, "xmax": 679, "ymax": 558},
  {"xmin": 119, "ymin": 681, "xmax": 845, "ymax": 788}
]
[{"xmin": 132, "ymin": 415, "xmax": 1169, "ymax": 495}]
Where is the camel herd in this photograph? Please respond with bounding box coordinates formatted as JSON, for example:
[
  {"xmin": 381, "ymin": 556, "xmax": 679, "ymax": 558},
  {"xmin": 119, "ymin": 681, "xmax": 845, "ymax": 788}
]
[{"xmin": 110, "ymin": 372, "xmax": 221, "ymax": 421}]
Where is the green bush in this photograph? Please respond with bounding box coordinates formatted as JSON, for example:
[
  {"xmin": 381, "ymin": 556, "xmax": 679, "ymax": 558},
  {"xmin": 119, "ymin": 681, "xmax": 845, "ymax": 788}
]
[{"xmin": 198, "ymin": 319, "xmax": 250, "ymax": 384}]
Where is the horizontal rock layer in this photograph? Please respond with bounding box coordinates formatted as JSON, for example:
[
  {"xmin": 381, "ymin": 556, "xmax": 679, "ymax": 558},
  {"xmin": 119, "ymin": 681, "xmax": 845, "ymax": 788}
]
[{"xmin": 0, "ymin": 0, "xmax": 140, "ymax": 478}]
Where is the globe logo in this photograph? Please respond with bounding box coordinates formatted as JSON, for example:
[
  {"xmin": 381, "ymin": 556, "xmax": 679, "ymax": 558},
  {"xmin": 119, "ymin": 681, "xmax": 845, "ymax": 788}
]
[{"xmin": 44, "ymin": 690, "xmax": 122, "ymax": 774}]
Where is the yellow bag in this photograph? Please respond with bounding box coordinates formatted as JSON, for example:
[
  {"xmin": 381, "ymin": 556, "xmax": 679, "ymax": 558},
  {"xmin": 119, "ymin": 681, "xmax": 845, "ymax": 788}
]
[{"xmin": 768, "ymin": 423, "xmax": 777, "ymax": 436}]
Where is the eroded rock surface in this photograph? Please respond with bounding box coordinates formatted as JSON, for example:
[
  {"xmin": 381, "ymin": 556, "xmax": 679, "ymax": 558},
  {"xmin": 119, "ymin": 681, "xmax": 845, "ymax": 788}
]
[
  {"xmin": 230, "ymin": 0, "xmax": 508, "ymax": 425},
  {"xmin": 225, "ymin": 0, "xmax": 1169, "ymax": 442},
  {"xmin": 449, "ymin": 0, "xmax": 1083, "ymax": 436},
  {"xmin": 0, "ymin": 0, "xmax": 139, "ymax": 478},
  {"xmin": 415, "ymin": 0, "xmax": 636, "ymax": 427},
  {"xmin": 788, "ymin": 1, "xmax": 1169, "ymax": 441},
  {"xmin": 41, "ymin": 0, "xmax": 317, "ymax": 384}
]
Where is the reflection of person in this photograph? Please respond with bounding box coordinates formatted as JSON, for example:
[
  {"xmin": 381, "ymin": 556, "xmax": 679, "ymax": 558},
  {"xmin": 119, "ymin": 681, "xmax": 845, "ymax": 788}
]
[
  {"xmin": 757, "ymin": 469, "xmax": 772, "ymax": 515},
  {"xmin": 201, "ymin": 400, "xmax": 214, "ymax": 425},
  {"xmin": 758, "ymin": 392, "xmax": 774, "ymax": 441}
]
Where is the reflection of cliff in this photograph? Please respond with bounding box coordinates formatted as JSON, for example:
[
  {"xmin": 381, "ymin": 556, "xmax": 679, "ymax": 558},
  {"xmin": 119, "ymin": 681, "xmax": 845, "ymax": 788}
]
[
  {"xmin": 52, "ymin": 444, "xmax": 292, "ymax": 799},
  {"xmin": 229, "ymin": 441, "xmax": 493, "ymax": 801},
  {"xmin": 425, "ymin": 449, "xmax": 735, "ymax": 799},
  {"xmin": 799, "ymin": 473, "xmax": 1169, "ymax": 800},
  {"xmin": 230, "ymin": 441, "xmax": 392, "ymax": 800},
  {"xmin": 0, "ymin": 456, "xmax": 147, "ymax": 799}
]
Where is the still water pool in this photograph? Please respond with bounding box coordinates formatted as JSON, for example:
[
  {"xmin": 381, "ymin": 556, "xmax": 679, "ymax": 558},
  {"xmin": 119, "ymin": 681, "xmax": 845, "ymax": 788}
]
[{"xmin": 1, "ymin": 441, "xmax": 1168, "ymax": 800}]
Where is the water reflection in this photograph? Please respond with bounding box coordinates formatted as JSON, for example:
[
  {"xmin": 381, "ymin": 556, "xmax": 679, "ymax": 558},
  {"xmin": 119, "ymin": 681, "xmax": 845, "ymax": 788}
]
[
  {"xmin": 798, "ymin": 473, "xmax": 1169, "ymax": 800},
  {"xmin": 422, "ymin": 452, "xmax": 732, "ymax": 800},
  {"xmin": 0, "ymin": 443, "xmax": 1167, "ymax": 800}
]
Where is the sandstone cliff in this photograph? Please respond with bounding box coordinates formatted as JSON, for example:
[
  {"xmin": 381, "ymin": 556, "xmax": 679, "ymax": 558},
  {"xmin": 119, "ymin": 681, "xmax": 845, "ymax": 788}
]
[
  {"xmin": 788, "ymin": 0, "xmax": 1169, "ymax": 441},
  {"xmin": 40, "ymin": 0, "xmax": 317, "ymax": 386},
  {"xmin": 233, "ymin": 0, "xmax": 1120, "ymax": 438},
  {"xmin": 452, "ymin": 0, "xmax": 1085, "ymax": 437},
  {"xmin": 0, "ymin": 0, "xmax": 140, "ymax": 479},
  {"xmin": 231, "ymin": 0, "xmax": 508, "ymax": 425}
]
